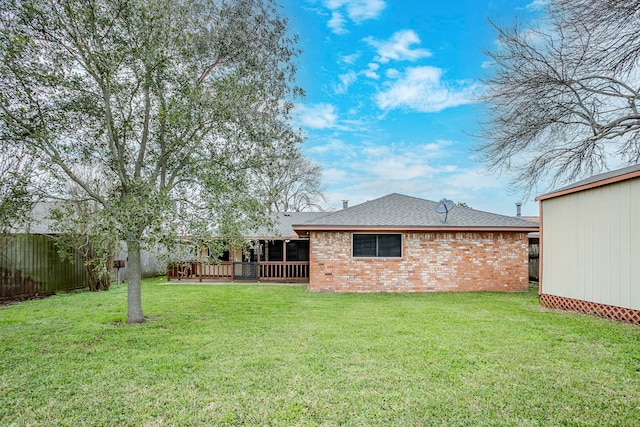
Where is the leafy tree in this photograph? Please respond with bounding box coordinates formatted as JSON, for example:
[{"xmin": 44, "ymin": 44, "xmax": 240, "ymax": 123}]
[
  {"xmin": 0, "ymin": 147, "xmax": 35, "ymax": 233},
  {"xmin": 49, "ymin": 199, "xmax": 117, "ymax": 292},
  {"xmin": 477, "ymin": 0, "xmax": 640, "ymax": 194},
  {"xmin": 0, "ymin": 0, "xmax": 302, "ymax": 322}
]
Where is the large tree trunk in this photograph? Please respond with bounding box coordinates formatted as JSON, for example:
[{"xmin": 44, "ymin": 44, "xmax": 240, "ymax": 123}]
[
  {"xmin": 84, "ymin": 242, "xmax": 112, "ymax": 292},
  {"xmin": 126, "ymin": 239, "xmax": 144, "ymax": 323}
]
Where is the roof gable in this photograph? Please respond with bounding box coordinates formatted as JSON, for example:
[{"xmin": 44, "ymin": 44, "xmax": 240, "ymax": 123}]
[{"xmin": 293, "ymin": 193, "xmax": 538, "ymax": 231}]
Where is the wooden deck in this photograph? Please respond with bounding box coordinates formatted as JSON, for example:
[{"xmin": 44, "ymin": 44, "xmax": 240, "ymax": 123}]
[{"xmin": 167, "ymin": 261, "xmax": 309, "ymax": 283}]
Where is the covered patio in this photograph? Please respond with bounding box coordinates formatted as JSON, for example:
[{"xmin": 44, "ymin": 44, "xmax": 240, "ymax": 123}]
[{"xmin": 166, "ymin": 238, "xmax": 310, "ymax": 283}]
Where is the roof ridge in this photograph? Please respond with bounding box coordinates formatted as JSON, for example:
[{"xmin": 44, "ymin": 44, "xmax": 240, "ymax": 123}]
[{"xmin": 293, "ymin": 193, "xmax": 538, "ymax": 229}]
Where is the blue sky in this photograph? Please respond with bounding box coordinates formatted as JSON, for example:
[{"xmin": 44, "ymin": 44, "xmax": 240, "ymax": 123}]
[{"xmin": 282, "ymin": 0, "xmax": 548, "ymax": 216}]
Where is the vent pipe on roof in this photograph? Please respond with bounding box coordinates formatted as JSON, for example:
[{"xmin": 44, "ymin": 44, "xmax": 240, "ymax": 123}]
[
  {"xmin": 516, "ymin": 202, "xmax": 522, "ymax": 218},
  {"xmin": 342, "ymin": 200, "xmax": 349, "ymax": 209}
]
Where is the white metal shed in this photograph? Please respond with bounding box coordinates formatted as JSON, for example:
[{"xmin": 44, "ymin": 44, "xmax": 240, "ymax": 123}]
[{"xmin": 536, "ymin": 164, "xmax": 640, "ymax": 323}]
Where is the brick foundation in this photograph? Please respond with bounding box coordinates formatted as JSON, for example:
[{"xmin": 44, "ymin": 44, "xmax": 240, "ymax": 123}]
[
  {"xmin": 540, "ymin": 293, "xmax": 640, "ymax": 325},
  {"xmin": 308, "ymin": 231, "xmax": 529, "ymax": 293}
]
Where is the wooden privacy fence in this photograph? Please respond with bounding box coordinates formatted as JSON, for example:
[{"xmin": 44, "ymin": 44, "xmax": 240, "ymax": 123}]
[
  {"xmin": 0, "ymin": 234, "xmax": 87, "ymax": 300},
  {"xmin": 529, "ymin": 241, "xmax": 539, "ymax": 281}
]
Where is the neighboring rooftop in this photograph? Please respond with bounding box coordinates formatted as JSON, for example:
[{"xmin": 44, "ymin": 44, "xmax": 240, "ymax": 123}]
[
  {"xmin": 293, "ymin": 193, "xmax": 539, "ymax": 231},
  {"xmin": 10, "ymin": 202, "xmax": 61, "ymax": 234},
  {"xmin": 537, "ymin": 164, "xmax": 640, "ymax": 201},
  {"xmin": 521, "ymin": 216, "xmax": 540, "ymax": 224}
]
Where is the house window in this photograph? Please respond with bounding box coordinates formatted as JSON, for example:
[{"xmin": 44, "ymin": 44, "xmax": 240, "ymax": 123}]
[
  {"xmin": 353, "ymin": 234, "xmax": 402, "ymax": 258},
  {"xmin": 267, "ymin": 240, "xmax": 283, "ymax": 261},
  {"xmin": 286, "ymin": 240, "xmax": 309, "ymax": 262}
]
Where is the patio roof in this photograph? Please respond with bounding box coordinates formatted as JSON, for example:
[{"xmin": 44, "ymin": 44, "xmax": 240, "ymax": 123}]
[{"xmin": 248, "ymin": 211, "xmax": 329, "ymax": 239}]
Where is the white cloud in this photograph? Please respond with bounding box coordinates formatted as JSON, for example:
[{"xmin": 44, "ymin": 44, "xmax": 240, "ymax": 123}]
[
  {"xmin": 351, "ymin": 142, "xmax": 456, "ymax": 181},
  {"xmin": 322, "ymin": 167, "xmax": 349, "ymax": 185},
  {"xmin": 361, "ymin": 63, "xmax": 380, "ymax": 79},
  {"xmin": 328, "ymin": 11, "xmax": 348, "ymax": 35},
  {"xmin": 309, "ymin": 138, "xmax": 534, "ymax": 215},
  {"xmin": 365, "ymin": 30, "xmax": 432, "ymax": 63},
  {"xmin": 447, "ymin": 169, "xmax": 503, "ymax": 191},
  {"xmin": 323, "ymin": 0, "xmax": 386, "ymax": 34},
  {"xmin": 323, "ymin": 140, "xmax": 453, "ymax": 181},
  {"xmin": 306, "ymin": 138, "xmax": 353, "ymax": 155},
  {"xmin": 375, "ymin": 66, "xmax": 478, "ymax": 112},
  {"xmin": 317, "ymin": 141, "xmax": 460, "ymax": 206},
  {"xmin": 340, "ymin": 53, "xmax": 361, "ymax": 64},
  {"xmin": 295, "ymin": 103, "xmax": 339, "ymax": 129},
  {"xmin": 334, "ymin": 71, "xmax": 358, "ymax": 94},
  {"xmin": 325, "ymin": 0, "xmax": 387, "ymax": 22},
  {"xmin": 526, "ymin": 0, "xmax": 550, "ymax": 11},
  {"xmin": 346, "ymin": 0, "xmax": 386, "ymax": 22},
  {"xmin": 385, "ymin": 68, "xmax": 400, "ymax": 79},
  {"xmin": 421, "ymin": 140, "xmax": 455, "ymax": 158}
]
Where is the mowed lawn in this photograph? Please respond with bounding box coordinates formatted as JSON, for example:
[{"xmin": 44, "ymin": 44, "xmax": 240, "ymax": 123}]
[{"xmin": 1, "ymin": 279, "xmax": 639, "ymax": 426}]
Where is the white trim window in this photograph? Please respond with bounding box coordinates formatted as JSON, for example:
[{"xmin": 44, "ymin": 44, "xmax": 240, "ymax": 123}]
[{"xmin": 352, "ymin": 233, "xmax": 402, "ymax": 258}]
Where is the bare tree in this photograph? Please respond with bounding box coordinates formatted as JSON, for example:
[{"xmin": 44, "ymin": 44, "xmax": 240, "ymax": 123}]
[
  {"xmin": 257, "ymin": 147, "xmax": 327, "ymax": 212},
  {"xmin": 0, "ymin": 0, "xmax": 302, "ymax": 322},
  {"xmin": 554, "ymin": 0, "xmax": 640, "ymax": 73},
  {"xmin": 477, "ymin": 0, "xmax": 640, "ymax": 194}
]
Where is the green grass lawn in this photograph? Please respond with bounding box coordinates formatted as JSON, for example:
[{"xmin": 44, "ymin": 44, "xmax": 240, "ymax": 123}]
[{"xmin": 1, "ymin": 279, "xmax": 639, "ymax": 426}]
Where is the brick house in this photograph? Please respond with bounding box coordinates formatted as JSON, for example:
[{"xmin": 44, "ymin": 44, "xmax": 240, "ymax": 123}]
[{"xmin": 292, "ymin": 194, "xmax": 539, "ymax": 293}]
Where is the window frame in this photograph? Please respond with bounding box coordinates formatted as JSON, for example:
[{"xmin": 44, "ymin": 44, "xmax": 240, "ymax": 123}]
[{"xmin": 352, "ymin": 233, "xmax": 403, "ymax": 258}]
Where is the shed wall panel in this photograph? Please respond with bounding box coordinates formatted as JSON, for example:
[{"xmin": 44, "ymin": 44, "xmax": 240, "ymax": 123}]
[
  {"xmin": 541, "ymin": 177, "xmax": 640, "ymax": 310},
  {"xmin": 630, "ymin": 184, "xmax": 640, "ymax": 308},
  {"xmin": 616, "ymin": 181, "xmax": 631, "ymax": 306},
  {"xmin": 543, "ymin": 194, "xmax": 578, "ymax": 299}
]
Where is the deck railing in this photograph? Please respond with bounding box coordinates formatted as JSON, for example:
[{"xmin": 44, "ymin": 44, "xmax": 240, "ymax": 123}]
[
  {"xmin": 166, "ymin": 261, "xmax": 233, "ymax": 281},
  {"xmin": 258, "ymin": 261, "xmax": 309, "ymax": 282},
  {"xmin": 167, "ymin": 260, "xmax": 308, "ymax": 282}
]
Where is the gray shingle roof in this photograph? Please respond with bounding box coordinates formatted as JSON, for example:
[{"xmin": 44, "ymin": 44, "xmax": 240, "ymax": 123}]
[
  {"xmin": 293, "ymin": 193, "xmax": 538, "ymax": 230},
  {"xmin": 248, "ymin": 211, "xmax": 330, "ymax": 238}
]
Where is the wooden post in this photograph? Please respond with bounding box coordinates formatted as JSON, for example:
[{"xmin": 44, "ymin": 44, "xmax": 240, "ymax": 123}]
[{"xmin": 283, "ymin": 240, "xmax": 288, "ymax": 279}]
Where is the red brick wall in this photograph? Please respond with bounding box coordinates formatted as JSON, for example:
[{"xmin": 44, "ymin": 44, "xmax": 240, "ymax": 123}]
[{"xmin": 308, "ymin": 231, "xmax": 529, "ymax": 292}]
